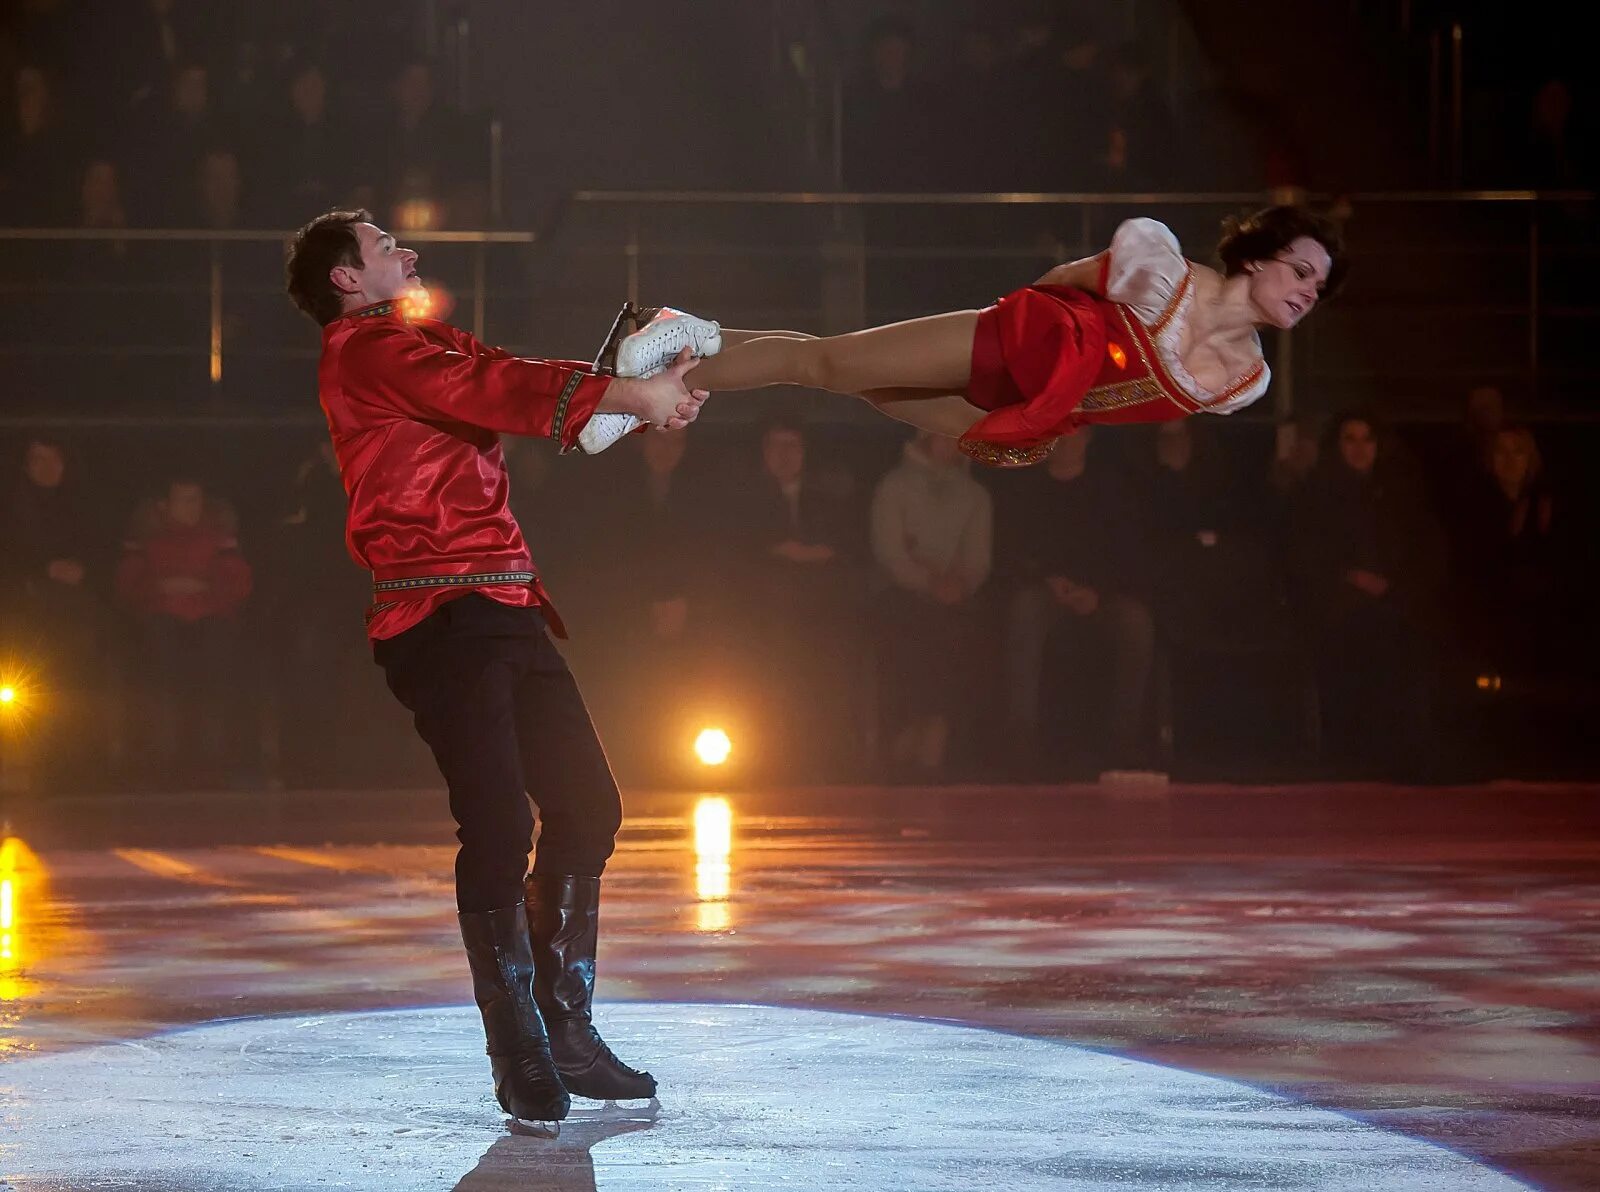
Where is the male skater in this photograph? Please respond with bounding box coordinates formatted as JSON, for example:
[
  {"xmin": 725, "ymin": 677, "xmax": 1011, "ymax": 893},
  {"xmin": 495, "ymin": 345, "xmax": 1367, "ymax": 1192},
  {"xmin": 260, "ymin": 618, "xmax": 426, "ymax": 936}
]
[{"xmin": 285, "ymin": 210, "xmax": 703, "ymax": 1134}]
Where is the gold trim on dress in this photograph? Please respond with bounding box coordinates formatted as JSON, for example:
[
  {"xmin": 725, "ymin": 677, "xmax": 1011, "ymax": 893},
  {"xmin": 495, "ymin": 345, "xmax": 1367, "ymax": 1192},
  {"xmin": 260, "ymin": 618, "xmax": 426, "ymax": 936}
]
[
  {"xmin": 1149, "ymin": 267, "xmax": 1192, "ymax": 338},
  {"xmin": 1080, "ymin": 375, "xmax": 1170, "ymax": 412},
  {"xmin": 957, "ymin": 435, "xmax": 1055, "ymax": 468}
]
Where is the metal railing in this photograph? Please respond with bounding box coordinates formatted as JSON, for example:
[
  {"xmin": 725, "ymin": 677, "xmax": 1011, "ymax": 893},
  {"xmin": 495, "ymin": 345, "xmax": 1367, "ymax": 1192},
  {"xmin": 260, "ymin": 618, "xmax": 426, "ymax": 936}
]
[{"xmin": 0, "ymin": 189, "xmax": 1593, "ymax": 424}]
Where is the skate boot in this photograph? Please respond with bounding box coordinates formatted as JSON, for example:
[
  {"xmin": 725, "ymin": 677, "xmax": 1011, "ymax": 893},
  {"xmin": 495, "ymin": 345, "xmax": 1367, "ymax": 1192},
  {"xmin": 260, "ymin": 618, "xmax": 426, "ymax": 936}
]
[
  {"xmin": 577, "ymin": 305, "xmax": 720, "ymax": 455},
  {"xmin": 614, "ymin": 307, "xmax": 721, "ymax": 380},
  {"xmin": 526, "ymin": 873, "xmax": 658, "ymax": 1101},
  {"xmin": 459, "ymin": 903, "xmax": 572, "ymax": 1136}
]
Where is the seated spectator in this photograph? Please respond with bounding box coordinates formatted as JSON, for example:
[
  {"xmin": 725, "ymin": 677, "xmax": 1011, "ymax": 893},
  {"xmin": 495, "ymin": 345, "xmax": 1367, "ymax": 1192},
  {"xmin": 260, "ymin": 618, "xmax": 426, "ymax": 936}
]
[
  {"xmin": 191, "ymin": 145, "xmax": 244, "ymax": 228},
  {"xmin": 126, "ymin": 62, "xmax": 225, "ymax": 221},
  {"xmin": 378, "ymin": 59, "xmax": 482, "ymax": 229},
  {"xmin": 257, "ymin": 61, "xmax": 351, "ymax": 223},
  {"xmin": 1289, "ymin": 411, "xmax": 1448, "ymax": 778},
  {"xmin": 1452, "ymin": 425, "xmax": 1579, "ymax": 676},
  {"xmin": 996, "ymin": 427, "xmax": 1154, "ymax": 774},
  {"xmin": 1139, "ymin": 420, "xmax": 1276, "ymax": 649},
  {"xmin": 842, "ymin": 17, "xmax": 934, "ymax": 192},
  {"xmin": 1427, "ymin": 384, "xmax": 1508, "ymax": 514},
  {"xmin": 586, "ymin": 429, "xmax": 720, "ymax": 774},
  {"xmin": 268, "ymin": 440, "xmax": 370, "ymax": 786},
  {"xmin": 871, "ymin": 431, "xmax": 992, "ymax": 776},
  {"xmin": 115, "ymin": 477, "xmax": 253, "ymax": 786},
  {"xmin": 0, "ymin": 436, "xmax": 102, "ymax": 788},
  {"xmin": 0, "ymin": 64, "xmax": 76, "ymax": 226},
  {"xmin": 731, "ymin": 415, "xmax": 866, "ymax": 779},
  {"xmin": 1099, "ymin": 39, "xmax": 1180, "ymax": 190}
]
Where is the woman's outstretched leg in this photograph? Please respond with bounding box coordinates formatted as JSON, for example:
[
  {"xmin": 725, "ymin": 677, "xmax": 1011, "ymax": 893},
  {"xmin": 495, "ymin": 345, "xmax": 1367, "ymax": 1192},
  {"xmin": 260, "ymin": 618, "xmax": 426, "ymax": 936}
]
[
  {"xmin": 687, "ymin": 311, "xmax": 980, "ymax": 396},
  {"xmin": 857, "ymin": 389, "xmax": 987, "ymax": 438}
]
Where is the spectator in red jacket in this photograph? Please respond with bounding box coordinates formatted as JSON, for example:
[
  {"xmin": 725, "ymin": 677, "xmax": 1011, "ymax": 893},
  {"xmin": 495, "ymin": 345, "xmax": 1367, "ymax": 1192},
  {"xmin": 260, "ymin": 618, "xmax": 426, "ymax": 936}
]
[{"xmin": 116, "ymin": 477, "xmax": 253, "ymax": 786}]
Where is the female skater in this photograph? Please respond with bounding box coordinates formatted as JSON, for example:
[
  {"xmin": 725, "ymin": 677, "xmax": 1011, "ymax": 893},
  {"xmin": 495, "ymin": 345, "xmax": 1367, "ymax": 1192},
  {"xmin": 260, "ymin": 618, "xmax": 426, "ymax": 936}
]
[{"xmin": 587, "ymin": 205, "xmax": 1346, "ymax": 466}]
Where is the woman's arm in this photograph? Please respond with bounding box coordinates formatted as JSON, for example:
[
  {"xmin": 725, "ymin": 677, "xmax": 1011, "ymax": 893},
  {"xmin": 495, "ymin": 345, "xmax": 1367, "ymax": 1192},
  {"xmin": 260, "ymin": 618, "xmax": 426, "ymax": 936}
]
[{"xmin": 1035, "ymin": 251, "xmax": 1106, "ymax": 290}]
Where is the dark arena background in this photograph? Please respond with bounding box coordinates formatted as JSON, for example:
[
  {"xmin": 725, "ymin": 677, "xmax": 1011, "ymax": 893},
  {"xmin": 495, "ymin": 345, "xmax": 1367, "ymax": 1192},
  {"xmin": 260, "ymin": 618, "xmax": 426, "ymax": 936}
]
[{"xmin": 1, "ymin": 2, "xmax": 1598, "ymax": 1189}]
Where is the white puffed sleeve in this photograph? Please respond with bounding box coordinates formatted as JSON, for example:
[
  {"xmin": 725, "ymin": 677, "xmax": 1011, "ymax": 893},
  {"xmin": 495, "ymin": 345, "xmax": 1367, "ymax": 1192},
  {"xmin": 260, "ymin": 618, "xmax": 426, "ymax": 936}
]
[{"xmin": 1103, "ymin": 218, "xmax": 1188, "ymax": 326}]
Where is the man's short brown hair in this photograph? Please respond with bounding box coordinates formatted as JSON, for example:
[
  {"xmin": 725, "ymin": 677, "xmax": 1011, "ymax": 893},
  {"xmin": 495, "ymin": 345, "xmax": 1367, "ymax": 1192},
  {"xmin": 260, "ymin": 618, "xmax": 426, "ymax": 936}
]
[{"xmin": 285, "ymin": 209, "xmax": 371, "ymax": 325}]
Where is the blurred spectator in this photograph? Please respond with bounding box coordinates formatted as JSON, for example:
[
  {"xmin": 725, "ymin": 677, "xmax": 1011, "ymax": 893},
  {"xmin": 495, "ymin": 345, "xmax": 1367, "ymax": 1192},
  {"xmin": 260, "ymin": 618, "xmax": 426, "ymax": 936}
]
[
  {"xmin": 1099, "ymin": 40, "xmax": 1179, "ymax": 190},
  {"xmin": 1520, "ymin": 77, "xmax": 1594, "ymax": 188},
  {"xmin": 380, "ymin": 59, "xmax": 482, "ymax": 229},
  {"xmin": 89, "ymin": 0, "xmax": 216, "ymax": 110},
  {"xmin": 842, "ymin": 16, "xmax": 932, "ymax": 191},
  {"xmin": 269, "ymin": 440, "xmax": 368, "ymax": 786},
  {"xmin": 115, "ymin": 477, "xmax": 253, "ymax": 785},
  {"xmin": 1016, "ymin": 18, "xmax": 1109, "ymax": 190},
  {"xmin": 590, "ymin": 430, "xmax": 720, "ymax": 772},
  {"xmin": 997, "ymin": 428, "xmax": 1154, "ymax": 774},
  {"xmin": 733, "ymin": 415, "xmax": 866, "ymax": 779},
  {"xmin": 1138, "ymin": 421, "xmax": 1267, "ymax": 647},
  {"xmin": 940, "ymin": 20, "xmax": 1013, "ymax": 190},
  {"xmin": 0, "ymin": 432, "xmax": 103, "ymax": 787},
  {"xmin": 1452, "ymin": 425, "xmax": 1577, "ymax": 675},
  {"xmin": 0, "ymin": 64, "xmax": 75, "ymax": 224},
  {"xmin": 0, "ymin": 437, "xmax": 100, "ymax": 689},
  {"xmin": 1435, "ymin": 384, "xmax": 1508, "ymax": 508},
  {"xmin": 1268, "ymin": 413, "xmax": 1322, "ymax": 499},
  {"xmin": 128, "ymin": 62, "xmax": 226, "ymax": 220},
  {"xmin": 74, "ymin": 157, "xmax": 132, "ymax": 276},
  {"xmin": 191, "ymin": 146, "xmax": 244, "ymax": 227},
  {"xmin": 1289, "ymin": 412, "xmax": 1448, "ymax": 777},
  {"xmin": 259, "ymin": 61, "xmax": 349, "ymax": 222},
  {"xmin": 871, "ymin": 431, "xmax": 992, "ymax": 776}
]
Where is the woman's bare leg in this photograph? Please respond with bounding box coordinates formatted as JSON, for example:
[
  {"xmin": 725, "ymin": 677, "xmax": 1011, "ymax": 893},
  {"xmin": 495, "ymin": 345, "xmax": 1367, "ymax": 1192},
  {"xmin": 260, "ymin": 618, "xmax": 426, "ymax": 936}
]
[
  {"xmin": 708, "ymin": 329, "xmax": 984, "ymax": 437},
  {"xmin": 688, "ymin": 311, "xmax": 980, "ymax": 396},
  {"xmin": 857, "ymin": 389, "xmax": 986, "ymax": 438},
  {"xmin": 718, "ymin": 329, "xmax": 817, "ymax": 349}
]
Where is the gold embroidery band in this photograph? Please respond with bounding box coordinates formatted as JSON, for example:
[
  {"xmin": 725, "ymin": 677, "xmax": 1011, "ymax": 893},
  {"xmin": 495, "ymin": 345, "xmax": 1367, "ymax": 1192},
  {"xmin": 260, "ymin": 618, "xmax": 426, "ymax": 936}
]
[
  {"xmin": 373, "ymin": 570, "xmax": 536, "ymax": 595},
  {"xmin": 551, "ymin": 372, "xmax": 584, "ymax": 444}
]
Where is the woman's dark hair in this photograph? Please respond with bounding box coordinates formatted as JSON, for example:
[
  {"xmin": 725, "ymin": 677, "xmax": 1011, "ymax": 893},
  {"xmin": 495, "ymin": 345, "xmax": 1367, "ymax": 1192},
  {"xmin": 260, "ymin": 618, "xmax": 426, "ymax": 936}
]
[
  {"xmin": 285, "ymin": 208, "xmax": 371, "ymax": 325},
  {"xmin": 1217, "ymin": 205, "xmax": 1348, "ymax": 299}
]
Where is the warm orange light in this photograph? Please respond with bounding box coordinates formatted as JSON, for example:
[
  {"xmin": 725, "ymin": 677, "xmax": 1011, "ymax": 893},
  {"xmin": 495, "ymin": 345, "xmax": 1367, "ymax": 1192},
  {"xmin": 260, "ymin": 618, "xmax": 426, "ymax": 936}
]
[
  {"xmin": 1108, "ymin": 343, "xmax": 1127, "ymax": 369},
  {"xmin": 0, "ymin": 686, "xmax": 14, "ymax": 705},
  {"xmin": 694, "ymin": 728, "xmax": 732, "ymax": 766},
  {"xmin": 1475, "ymin": 674, "xmax": 1502, "ymax": 692},
  {"xmin": 692, "ymin": 797, "xmax": 733, "ymax": 920}
]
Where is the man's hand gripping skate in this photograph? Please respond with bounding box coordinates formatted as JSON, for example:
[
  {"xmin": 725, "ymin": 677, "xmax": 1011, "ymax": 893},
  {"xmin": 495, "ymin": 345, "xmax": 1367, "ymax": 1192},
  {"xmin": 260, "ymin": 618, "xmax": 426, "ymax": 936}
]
[{"xmin": 596, "ymin": 346, "xmax": 707, "ymax": 432}]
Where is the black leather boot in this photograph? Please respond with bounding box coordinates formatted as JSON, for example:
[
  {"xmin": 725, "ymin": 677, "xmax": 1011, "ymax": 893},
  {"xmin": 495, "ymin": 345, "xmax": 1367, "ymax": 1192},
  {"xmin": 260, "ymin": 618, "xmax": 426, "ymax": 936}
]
[
  {"xmin": 526, "ymin": 874, "xmax": 658, "ymax": 1101},
  {"xmin": 459, "ymin": 904, "xmax": 572, "ymax": 1133}
]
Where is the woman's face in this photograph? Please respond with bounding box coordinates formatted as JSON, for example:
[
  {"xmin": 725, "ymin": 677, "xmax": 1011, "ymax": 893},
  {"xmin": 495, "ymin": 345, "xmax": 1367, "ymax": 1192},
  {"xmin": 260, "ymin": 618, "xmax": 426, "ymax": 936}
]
[
  {"xmin": 1247, "ymin": 235, "xmax": 1332, "ymax": 330},
  {"xmin": 1337, "ymin": 419, "xmax": 1377, "ymax": 474}
]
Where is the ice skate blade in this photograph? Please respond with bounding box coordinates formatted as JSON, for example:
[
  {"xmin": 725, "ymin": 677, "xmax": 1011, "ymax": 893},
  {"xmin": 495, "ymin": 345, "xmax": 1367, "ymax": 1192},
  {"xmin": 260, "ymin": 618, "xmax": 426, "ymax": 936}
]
[
  {"xmin": 570, "ymin": 1096, "xmax": 661, "ymax": 1123},
  {"xmin": 507, "ymin": 1116, "xmax": 561, "ymax": 1139}
]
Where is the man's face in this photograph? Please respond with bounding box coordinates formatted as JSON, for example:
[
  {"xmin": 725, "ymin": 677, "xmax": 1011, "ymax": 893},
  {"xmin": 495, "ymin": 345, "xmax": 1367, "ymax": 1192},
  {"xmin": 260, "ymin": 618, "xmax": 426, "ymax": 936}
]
[
  {"xmin": 24, "ymin": 443, "xmax": 64, "ymax": 488},
  {"xmin": 333, "ymin": 223, "xmax": 422, "ymax": 308},
  {"xmin": 762, "ymin": 429, "xmax": 805, "ymax": 485},
  {"xmin": 167, "ymin": 482, "xmax": 205, "ymax": 527}
]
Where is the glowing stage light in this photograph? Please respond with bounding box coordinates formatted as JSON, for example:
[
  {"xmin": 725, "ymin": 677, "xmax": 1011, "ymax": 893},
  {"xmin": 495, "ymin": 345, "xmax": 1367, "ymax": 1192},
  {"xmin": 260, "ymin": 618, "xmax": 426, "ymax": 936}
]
[
  {"xmin": 0, "ymin": 687, "xmax": 14, "ymax": 705},
  {"xmin": 694, "ymin": 727, "xmax": 732, "ymax": 767},
  {"xmin": 1475, "ymin": 674, "xmax": 1502, "ymax": 692}
]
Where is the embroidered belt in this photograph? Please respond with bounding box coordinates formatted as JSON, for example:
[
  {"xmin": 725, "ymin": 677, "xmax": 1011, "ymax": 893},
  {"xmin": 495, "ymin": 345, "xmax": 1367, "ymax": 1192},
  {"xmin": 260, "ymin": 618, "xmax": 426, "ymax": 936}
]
[{"xmin": 372, "ymin": 569, "xmax": 536, "ymax": 596}]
